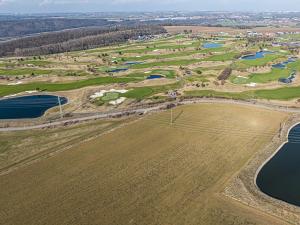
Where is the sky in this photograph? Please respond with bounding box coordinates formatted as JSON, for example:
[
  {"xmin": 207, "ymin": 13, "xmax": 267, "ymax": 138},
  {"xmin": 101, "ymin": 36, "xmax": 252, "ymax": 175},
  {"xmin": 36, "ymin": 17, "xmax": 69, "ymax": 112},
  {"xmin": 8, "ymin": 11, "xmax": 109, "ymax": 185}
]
[{"xmin": 1, "ymin": 0, "xmax": 300, "ymax": 14}]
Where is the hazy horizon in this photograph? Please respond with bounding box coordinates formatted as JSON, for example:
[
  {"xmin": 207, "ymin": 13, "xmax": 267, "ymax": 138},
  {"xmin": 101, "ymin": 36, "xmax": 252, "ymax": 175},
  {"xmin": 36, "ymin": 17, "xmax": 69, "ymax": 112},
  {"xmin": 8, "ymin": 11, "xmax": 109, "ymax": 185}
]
[{"xmin": 1, "ymin": 0, "xmax": 300, "ymax": 14}]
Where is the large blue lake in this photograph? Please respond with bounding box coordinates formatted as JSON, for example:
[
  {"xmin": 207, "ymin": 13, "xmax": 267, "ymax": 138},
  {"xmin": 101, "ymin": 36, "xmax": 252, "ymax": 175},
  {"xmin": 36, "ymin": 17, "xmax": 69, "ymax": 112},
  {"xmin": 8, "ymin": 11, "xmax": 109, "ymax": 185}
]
[
  {"xmin": 241, "ymin": 51, "xmax": 273, "ymax": 60},
  {"xmin": 0, "ymin": 95, "xmax": 67, "ymax": 120},
  {"xmin": 256, "ymin": 123, "xmax": 300, "ymax": 206}
]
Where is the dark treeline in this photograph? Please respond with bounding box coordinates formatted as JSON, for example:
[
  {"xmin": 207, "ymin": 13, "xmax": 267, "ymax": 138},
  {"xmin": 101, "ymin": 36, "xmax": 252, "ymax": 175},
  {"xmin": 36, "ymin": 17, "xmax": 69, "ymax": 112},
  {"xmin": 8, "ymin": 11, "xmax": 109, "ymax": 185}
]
[
  {"xmin": 0, "ymin": 26, "xmax": 166, "ymax": 57},
  {"xmin": 218, "ymin": 68, "xmax": 232, "ymax": 81},
  {"xmin": 0, "ymin": 26, "xmax": 127, "ymax": 54},
  {"xmin": 0, "ymin": 18, "xmax": 115, "ymax": 38}
]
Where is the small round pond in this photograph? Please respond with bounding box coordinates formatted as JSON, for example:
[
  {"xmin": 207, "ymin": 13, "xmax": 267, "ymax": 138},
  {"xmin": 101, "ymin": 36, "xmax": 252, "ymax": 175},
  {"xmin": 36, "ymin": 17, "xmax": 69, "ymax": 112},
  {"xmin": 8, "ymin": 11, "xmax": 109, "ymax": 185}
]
[
  {"xmin": 0, "ymin": 95, "xmax": 67, "ymax": 120},
  {"xmin": 147, "ymin": 75, "xmax": 164, "ymax": 80},
  {"xmin": 202, "ymin": 43, "xmax": 223, "ymax": 49},
  {"xmin": 256, "ymin": 123, "xmax": 300, "ymax": 207}
]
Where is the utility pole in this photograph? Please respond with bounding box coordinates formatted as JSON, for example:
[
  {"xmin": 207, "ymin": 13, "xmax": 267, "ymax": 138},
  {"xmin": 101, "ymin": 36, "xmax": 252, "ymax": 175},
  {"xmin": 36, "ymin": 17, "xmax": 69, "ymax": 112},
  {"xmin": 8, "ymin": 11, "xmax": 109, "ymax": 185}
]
[
  {"xmin": 168, "ymin": 90, "xmax": 177, "ymax": 126},
  {"xmin": 58, "ymin": 96, "xmax": 63, "ymax": 119},
  {"xmin": 170, "ymin": 108, "xmax": 173, "ymax": 125}
]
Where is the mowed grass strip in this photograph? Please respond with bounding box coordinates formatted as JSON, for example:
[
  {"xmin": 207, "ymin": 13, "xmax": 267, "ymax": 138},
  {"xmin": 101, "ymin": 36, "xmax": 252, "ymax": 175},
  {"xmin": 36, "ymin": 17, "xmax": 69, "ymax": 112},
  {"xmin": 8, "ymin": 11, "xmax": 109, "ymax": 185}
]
[
  {"xmin": 185, "ymin": 86, "xmax": 300, "ymax": 101},
  {"xmin": 230, "ymin": 68, "xmax": 291, "ymax": 84},
  {"xmin": 121, "ymin": 47, "xmax": 227, "ymax": 61},
  {"xmin": 0, "ymin": 104, "xmax": 288, "ymax": 225},
  {"xmin": 0, "ymin": 68, "xmax": 52, "ymax": 76},
  {"xmin": 233, "ymin": 54, "xmax": 286, "ymax": 69},
  {"xmin": 121, "ymin": 42, "xmax": 200, "ymax": 54},
  {"xmin": 0, "ymin": 77, "xmax": 139, "ymax": 97},
  {"xmin": 130, "ymin": 52, "xmax": 237, "ymax": 69}
]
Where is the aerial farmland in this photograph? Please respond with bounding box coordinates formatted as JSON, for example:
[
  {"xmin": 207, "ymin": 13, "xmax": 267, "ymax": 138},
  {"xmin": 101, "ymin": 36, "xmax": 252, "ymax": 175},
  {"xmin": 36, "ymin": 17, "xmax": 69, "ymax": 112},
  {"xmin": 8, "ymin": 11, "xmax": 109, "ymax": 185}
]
[{"xmin": 1, "ymin": 12, "xmax": 300, "ymax": 225}]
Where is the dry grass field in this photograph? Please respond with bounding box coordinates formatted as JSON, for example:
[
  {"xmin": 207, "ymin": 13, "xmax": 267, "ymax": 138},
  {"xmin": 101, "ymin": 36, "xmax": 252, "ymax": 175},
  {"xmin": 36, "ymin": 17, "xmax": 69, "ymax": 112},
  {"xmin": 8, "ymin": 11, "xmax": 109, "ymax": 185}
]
[
  {"xmin": 0, "ymin": 103, "xmax": 290, "ymax": 225},
  {"xmin": 0, "ymin": 118, "xmax": 132, "ymax": 172}
]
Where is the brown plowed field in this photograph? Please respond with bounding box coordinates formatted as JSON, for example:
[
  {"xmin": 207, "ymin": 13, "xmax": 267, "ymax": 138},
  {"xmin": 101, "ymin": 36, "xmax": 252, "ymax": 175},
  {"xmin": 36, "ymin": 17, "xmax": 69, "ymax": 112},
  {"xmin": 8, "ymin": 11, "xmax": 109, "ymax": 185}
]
[{"xmin": 0, "ymin": 104, "xmax": 289, "ymax": 225}]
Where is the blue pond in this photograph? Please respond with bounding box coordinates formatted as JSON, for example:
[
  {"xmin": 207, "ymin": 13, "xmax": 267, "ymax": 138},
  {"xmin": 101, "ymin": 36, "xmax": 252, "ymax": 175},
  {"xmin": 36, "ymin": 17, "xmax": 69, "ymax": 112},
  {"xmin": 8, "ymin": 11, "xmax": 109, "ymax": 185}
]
[
  {"xmin": 257, "ymin": 123, "xmax": 300, "ymax": 207},
  {"xmin": 273, "ymin": 57, "xmax": 297, "ymax": 69},
  {"xmin": 0, "ymin": 95, "xmax": 67, "ymax": 120},
  {"xmin": 278, "ymin": 71, "xmax": 296, "ymax": 84},
  {"xmin": 241, "ymin": 51, "xmax": 273, "ymax": 60},
  {"xmin": 202, "ymin": 43, "xmax": 223, "ymax": 49},
  {"xmin": 108, "ymin": 68, "xmax": 128, "ymax": 73},
  {"xmin": 147, "ymin": 75, "xmax": 163, "ymax": 80}
]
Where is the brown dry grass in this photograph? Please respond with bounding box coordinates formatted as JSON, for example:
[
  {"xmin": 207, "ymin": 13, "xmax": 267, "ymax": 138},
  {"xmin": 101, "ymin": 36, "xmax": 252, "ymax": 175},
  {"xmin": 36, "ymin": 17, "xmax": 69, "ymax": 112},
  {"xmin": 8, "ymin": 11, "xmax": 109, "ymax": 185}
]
[{"xmin": 0, "ymin": 103, "xmax": 289, "ymax": 225}]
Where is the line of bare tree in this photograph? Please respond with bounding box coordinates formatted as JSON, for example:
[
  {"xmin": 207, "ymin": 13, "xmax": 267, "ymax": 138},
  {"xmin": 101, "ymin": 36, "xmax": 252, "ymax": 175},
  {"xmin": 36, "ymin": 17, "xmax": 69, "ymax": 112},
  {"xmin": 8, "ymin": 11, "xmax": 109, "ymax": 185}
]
[
  {"xmin": 0, "ymin": 18, "xmax": 114, "ymax": 38},
  {"xmin": 0, "ymin": 25, "xmax": 166, "ymax": 57}
]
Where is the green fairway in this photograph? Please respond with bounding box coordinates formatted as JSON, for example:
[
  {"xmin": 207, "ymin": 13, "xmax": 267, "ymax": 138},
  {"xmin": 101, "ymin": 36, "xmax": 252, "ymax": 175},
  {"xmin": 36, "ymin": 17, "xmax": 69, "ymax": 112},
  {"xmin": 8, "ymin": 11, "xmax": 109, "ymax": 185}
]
[
  {"xmin": 122, "ymin": 82, "xmax": 182, "ymax": 100},
  {"xmin": 288, "ymin": 60, "xmax": 300, "ymax": 71},
  {"xmin": 202, "ymin": 52, "xmax": 239, "ymax": 61},
  {"xmin": 122, "ymin": 42, "xmax": 201, "ymax": 54},
  {"xmin": 231, "ymin": 68, "xmax": 291, "ymax": 84},
  {"xmin": 121, "ymin": 50, "xmax": 200, "ymax": 61},
  {"xmin": 0, "ymin": 68, "xmax": 52, "ymax": 76},
  {"xmin": 185, "ymin": 85, "xmax": 300, "ymax": 101},
  {"xmin": 101, "ymin": 92, "xmax": 120, "ymax": 101},
  {"xmin": 121, "ymin": 47, "xmax": 227, "ymax": 62},
  {"xmin": 0, "ymin": 77, "xmax": 139, "ymax": 97},
  {"xmin": 125, "ymin": 70, "xmax": 176, "ymax": 79},
  {"xmin": 184, "ymin": 90, "xmax": 251, "ymax": 100},
  {"xmin": 254, "ymin": 86, "xmax": 300, "ymax": 100},
  {"xmin": 122, "ymin": 87, "xmax": 154, "ymax": 99},
  {"xmin": 233, "ymin": 54, "xmax": 286, "ymax": 70},
  {"xmin": 19, "ymin": 60, "xmax": 54, "ymax": 66},
  {"xmin": 130, "ymin": 58, "xmax": 202, "ymax": 69}
]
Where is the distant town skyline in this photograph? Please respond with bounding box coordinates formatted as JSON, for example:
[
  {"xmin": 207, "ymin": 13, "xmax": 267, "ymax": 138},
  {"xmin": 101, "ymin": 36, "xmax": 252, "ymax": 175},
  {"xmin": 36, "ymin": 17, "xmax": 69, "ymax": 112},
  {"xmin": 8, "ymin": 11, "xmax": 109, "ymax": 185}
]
[{"xmin": 1, "ymin": 0, "xmax": 300, "ymax": 14}]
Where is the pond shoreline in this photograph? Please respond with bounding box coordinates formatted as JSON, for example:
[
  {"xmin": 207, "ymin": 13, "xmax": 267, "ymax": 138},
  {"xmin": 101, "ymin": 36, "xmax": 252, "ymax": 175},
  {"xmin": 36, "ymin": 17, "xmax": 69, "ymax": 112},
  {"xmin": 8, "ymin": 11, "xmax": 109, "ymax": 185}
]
[
  {"xmin": 254, "ymin": 121, "xmax": 300, "ymax": 207},
  {"xmin": 0, "ymin": 94, "xmax": 68, "ymax": 120},
  {"xmin": 224, "ymin": 114, "xmax": 300, "ymax": 224}
]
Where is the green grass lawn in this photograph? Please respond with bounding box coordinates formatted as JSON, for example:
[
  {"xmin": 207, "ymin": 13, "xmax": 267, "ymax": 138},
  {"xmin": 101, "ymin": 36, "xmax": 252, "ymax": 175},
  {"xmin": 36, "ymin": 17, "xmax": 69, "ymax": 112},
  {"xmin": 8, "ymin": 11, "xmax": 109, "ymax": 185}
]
[
  {"xmin": 101, "ymin": 92, "xmax": 120, "ymax": 101},
  {"xmin": 288, "ymin": 60, "xmax": 300, "ymax": 71},
  {"xmin": 121, "ymin": 47, "xmax": 227, "ymax": 62},
  {"xmin": 202, "ymin": 52, "xmax": 239, "ymax": 62},
  {"xmin": 129, "ymin": 51, "xmax": 238, "ymax": 69},
  {"xmin": 130, "ymin": 59, "xmax": 202, "ymax": 69},
  {"xmin": 84, "ymin": 37, "xmax": 184, "ymax": 54},
  {"xmin": 125, "ymin": 70, "xmax": 176, "ymax": 79},
  {"xmin": 0, "ymin": 77, "xmax": 139, "ymax": 97},
  {"xmin": 0, "ymin": 68, "xmax": 52, "ymax": 76},
  {"xmin": 122, "ymin": 82, "xmax": 182, "ymax": 100},
  {"xmin": 233, "ymin": 54, "xmax": 286, "ymax": 70},
  {"xmin": 20, "ymin": 60, "xmax": 53, "ymax": 66},
  {"xmin": 122, "ymin": 87, "xmax": 154, "ymax": 100},
  {"xmin": 121, "ymin": 42, "xmax": 200, "ymax": 54},
  {"xmin": 121, "ymin": 50, "xmax": 200, "ymax": 61},
  {"xmin": 230, "ymin": 68, "xmax": 291, "ymax": 84},
  {"xmin": 184, "ymin": 90, "xmax": 251, "ymax": 100},
  {"xmin": 185, "ymin": 85, "xmax": 300, "ymax": 101},
  {"xmin": 254, "ymin": 86, "xmax": 300, "ymax": 100}
]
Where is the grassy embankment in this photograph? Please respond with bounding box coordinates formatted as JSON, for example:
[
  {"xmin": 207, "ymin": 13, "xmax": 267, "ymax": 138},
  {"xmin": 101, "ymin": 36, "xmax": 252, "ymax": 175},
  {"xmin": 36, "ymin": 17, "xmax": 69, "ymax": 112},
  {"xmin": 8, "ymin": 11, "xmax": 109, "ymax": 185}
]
[{"xmin": 185, "ymin": 85, "xmax": 300, "ymax": 101}]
